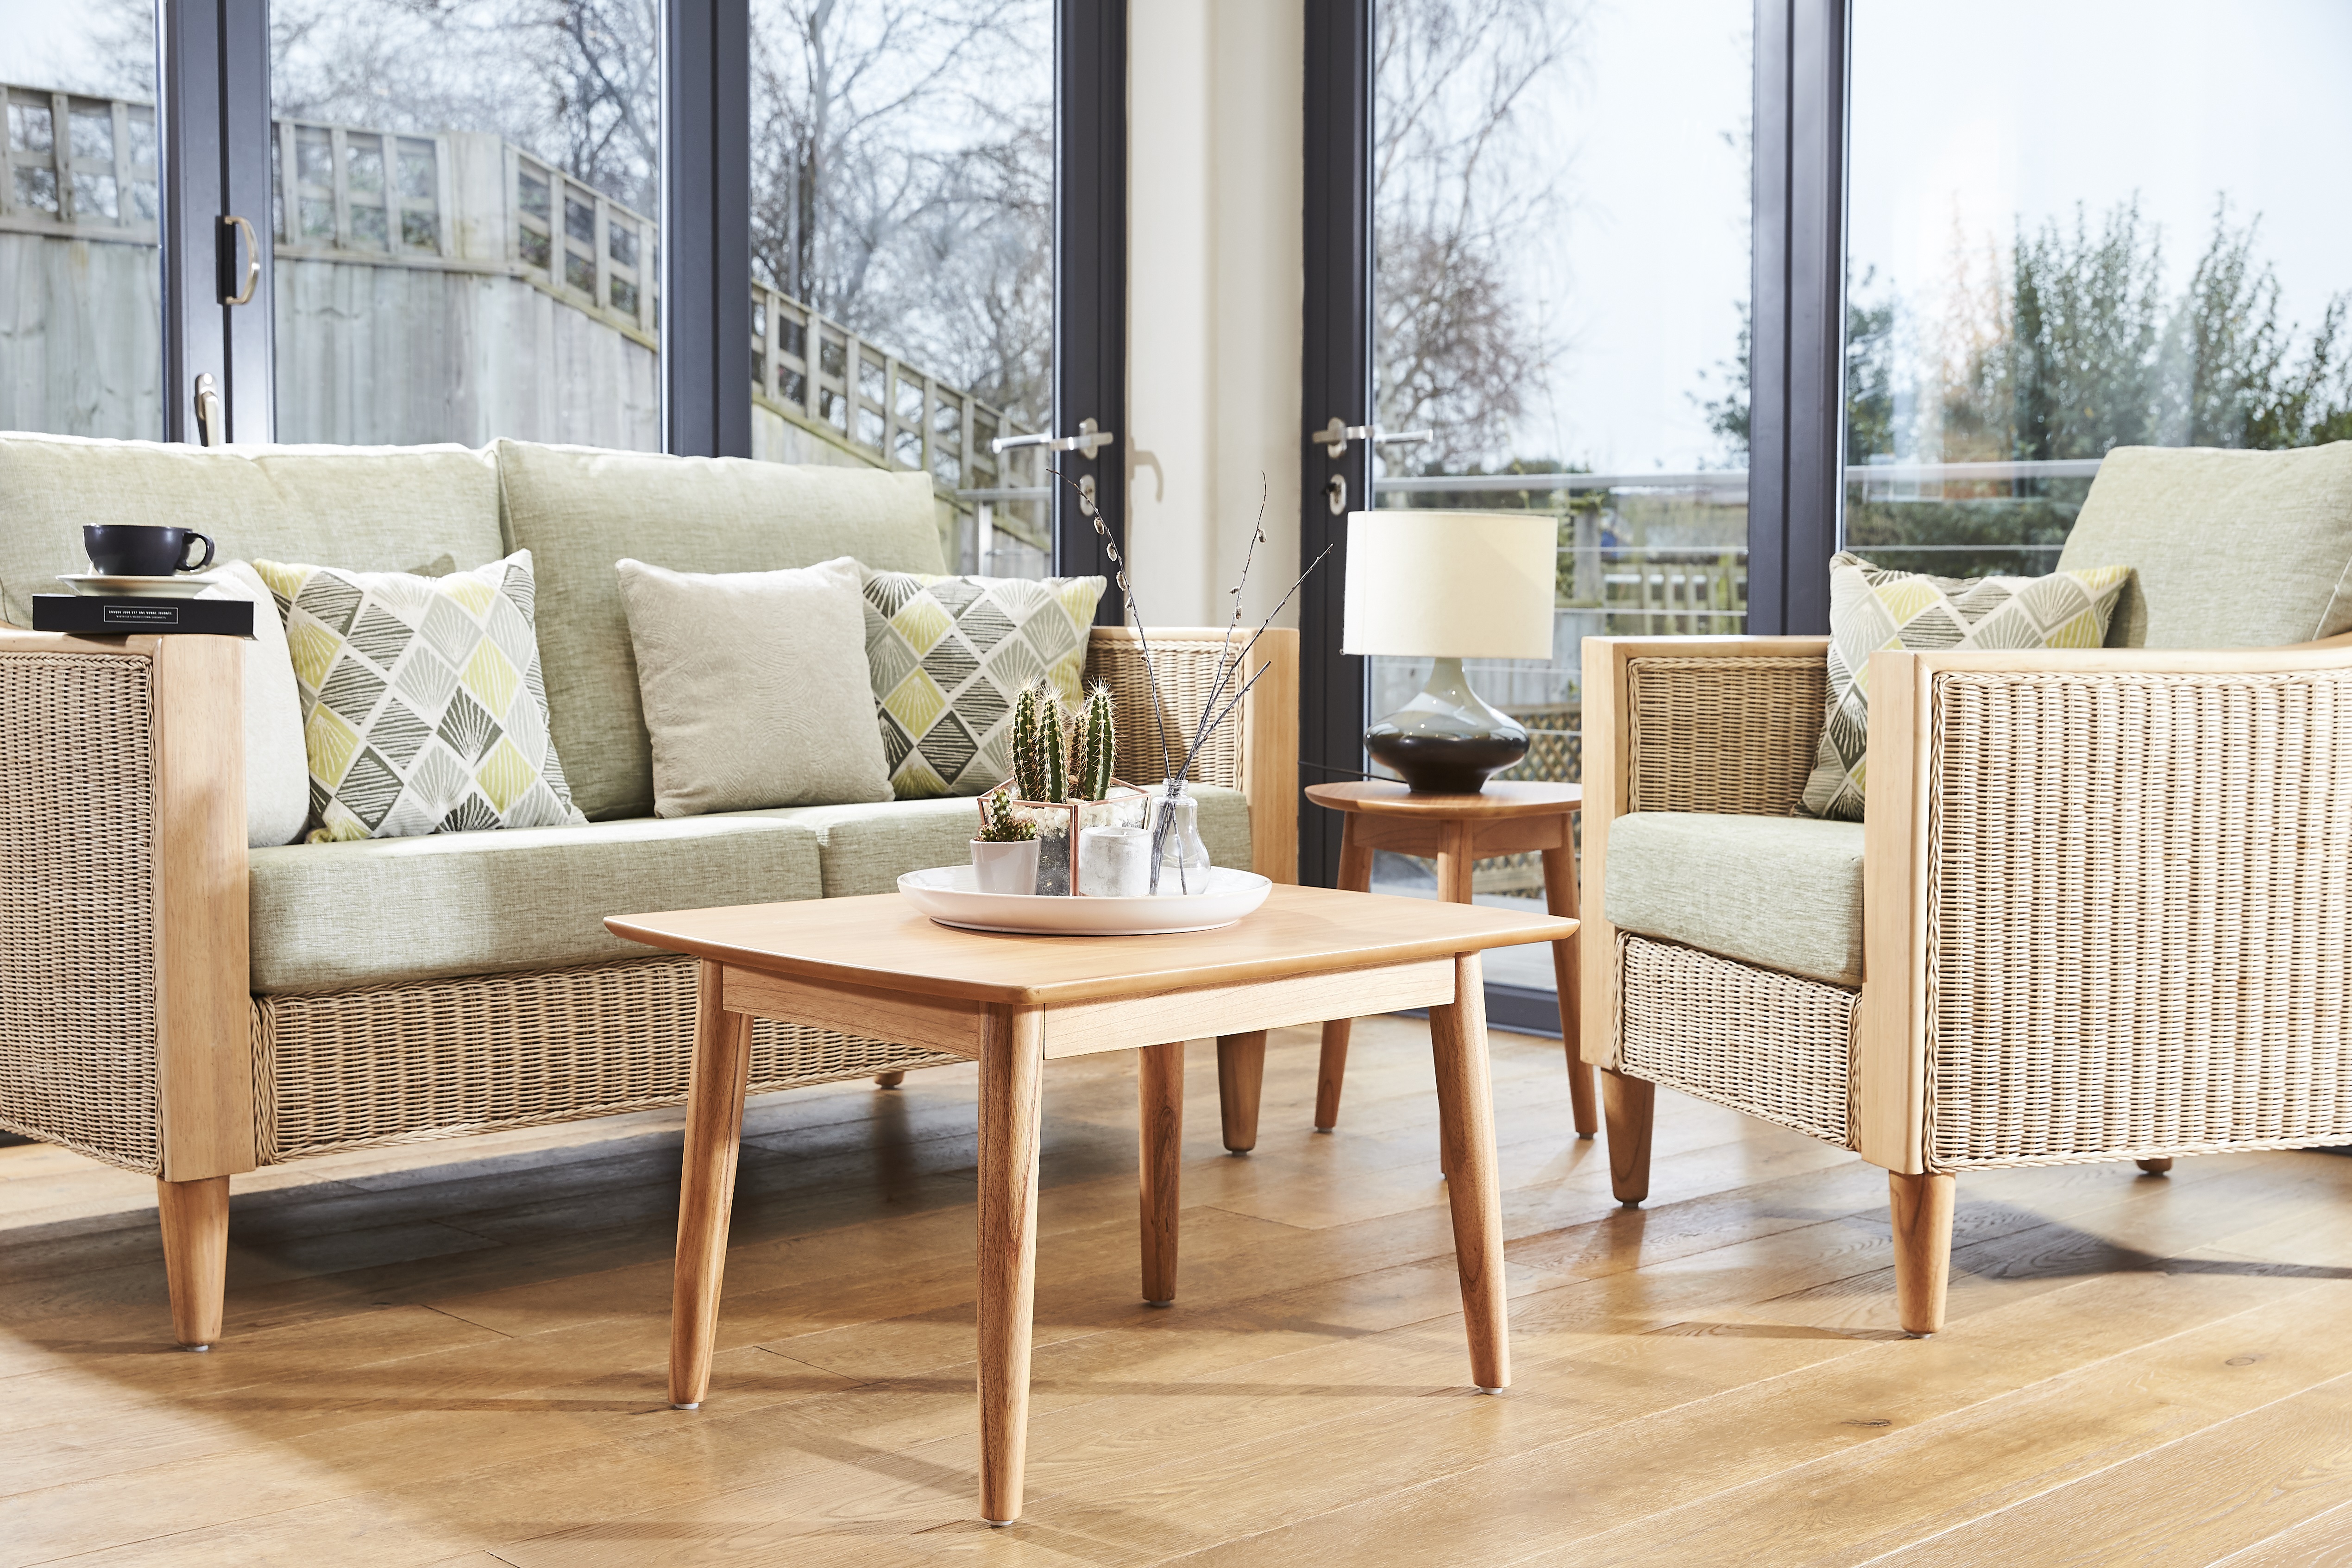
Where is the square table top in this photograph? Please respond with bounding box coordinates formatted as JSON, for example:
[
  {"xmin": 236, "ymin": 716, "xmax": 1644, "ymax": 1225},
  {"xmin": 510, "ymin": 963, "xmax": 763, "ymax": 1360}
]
[{"xmin": 606, "ymin": 884, "xmax": 1577, "ymax": 1007}]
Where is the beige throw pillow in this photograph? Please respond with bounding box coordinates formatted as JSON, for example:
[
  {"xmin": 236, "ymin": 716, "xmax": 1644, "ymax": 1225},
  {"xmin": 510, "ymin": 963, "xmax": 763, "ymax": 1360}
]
[
  {"xmin": 196, "ymin": 561, "xmax": 310, "ymax": 847},
  {"xmin": 615, "ymin": 556, "xmax": 894, "ymax": 816}
]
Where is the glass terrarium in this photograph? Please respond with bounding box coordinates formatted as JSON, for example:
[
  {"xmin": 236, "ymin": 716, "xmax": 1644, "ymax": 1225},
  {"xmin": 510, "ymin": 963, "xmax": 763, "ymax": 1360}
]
[{"xmin": 985, "ymin": 779, "xmax": 1147, "ymax": 895}]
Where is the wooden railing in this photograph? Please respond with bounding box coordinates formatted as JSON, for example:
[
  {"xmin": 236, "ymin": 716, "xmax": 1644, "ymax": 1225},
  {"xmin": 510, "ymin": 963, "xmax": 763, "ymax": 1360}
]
[{"xmin": 0, "ymin": 83, "xmax": 157, "ymax": 240}]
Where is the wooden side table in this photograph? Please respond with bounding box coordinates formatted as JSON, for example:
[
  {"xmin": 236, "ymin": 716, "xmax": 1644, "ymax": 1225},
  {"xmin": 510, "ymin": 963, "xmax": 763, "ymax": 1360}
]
[
  {"xmin": 1303, "ymin": 780, "xmax": 1595, "ymax": 1140},
  {"xmin": 607, "ymin": 884, "xmax": 1574, "ymax": 1527}
]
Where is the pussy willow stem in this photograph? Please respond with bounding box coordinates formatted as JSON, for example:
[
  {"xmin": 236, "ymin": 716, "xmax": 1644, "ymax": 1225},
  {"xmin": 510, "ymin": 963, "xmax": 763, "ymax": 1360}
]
[{"xmin": 1045, "ymin": 463, "xmax": 1176, "ymax": 785}]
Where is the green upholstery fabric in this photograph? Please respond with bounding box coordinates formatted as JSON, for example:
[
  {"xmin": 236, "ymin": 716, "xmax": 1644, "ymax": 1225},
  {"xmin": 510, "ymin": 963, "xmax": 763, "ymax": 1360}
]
[
  {"xmin": 1604, "ymin": 812, "xmax": 1866, "ymax": 987},
  {"xmin": 2057, "ymin": 442, "xmax": 2352, "ymax": 649},
  {"xmin": 0, "ymin": 433, "xmax": 502, "ymax": 628},
  {"xmin": 735, "ymin": 785, "xmax": 1253, "ymax": 897},
  {"xmin": 248, "ymin": 814, "xmax": 823, "ymax": 994},
  {"xmin": 494, "ymin": 440, "xmax": 948, "ymax": 821}
]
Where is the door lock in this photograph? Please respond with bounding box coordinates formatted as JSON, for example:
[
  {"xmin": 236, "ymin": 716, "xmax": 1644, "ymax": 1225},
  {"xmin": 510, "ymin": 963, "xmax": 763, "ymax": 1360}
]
[{"xmin": 193, "ymin": 373, "xmax": 222, "ymax": 448}]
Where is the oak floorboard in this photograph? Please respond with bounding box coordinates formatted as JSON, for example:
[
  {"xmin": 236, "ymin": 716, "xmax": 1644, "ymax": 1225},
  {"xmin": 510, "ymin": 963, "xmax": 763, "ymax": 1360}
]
[{"xmin": 8, "ymin": 1022, "xmax": 2352, "ymax": 1567}]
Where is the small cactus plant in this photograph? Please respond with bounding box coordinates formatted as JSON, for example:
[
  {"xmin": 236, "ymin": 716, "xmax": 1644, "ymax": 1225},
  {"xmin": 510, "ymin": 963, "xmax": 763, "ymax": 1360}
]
[
  {"xmin": 1012, "ymin": 683, "xmax": 1068, "ymax": 803},
  {"xmin": 1069, "ymin": 682, "xmax": 1116, "ymax": 800},
  {"xmin": 975, "ymin": 785, "xmax": 1035, "ymax": 842}
]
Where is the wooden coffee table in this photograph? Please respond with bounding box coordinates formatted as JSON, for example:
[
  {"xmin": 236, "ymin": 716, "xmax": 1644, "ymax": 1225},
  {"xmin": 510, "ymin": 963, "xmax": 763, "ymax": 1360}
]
[{"xmin": 606, "ymin": 883, "xmax": 1576, "ymax": 1526}]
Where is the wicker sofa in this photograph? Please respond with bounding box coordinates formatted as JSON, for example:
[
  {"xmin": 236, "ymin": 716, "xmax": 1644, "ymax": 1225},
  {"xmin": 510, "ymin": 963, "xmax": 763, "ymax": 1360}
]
[
  {"xmin": 1581, "ymin": 442, "xmax": 2352, "ymax": 1336},
  {"xmin": 0, "ymin": 432, "xmax": 1297, "ymax": 1348}
]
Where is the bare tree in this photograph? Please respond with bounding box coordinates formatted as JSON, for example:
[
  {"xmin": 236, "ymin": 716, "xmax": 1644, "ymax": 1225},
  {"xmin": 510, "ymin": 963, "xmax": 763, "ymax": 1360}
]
[
  {"xmin": 750, "ymin": 0, "xmax": 1050, "ymax": 425},
  {"xmin": 1374, "ymin": 0, "xmax": 1582, "ymax": 471}
]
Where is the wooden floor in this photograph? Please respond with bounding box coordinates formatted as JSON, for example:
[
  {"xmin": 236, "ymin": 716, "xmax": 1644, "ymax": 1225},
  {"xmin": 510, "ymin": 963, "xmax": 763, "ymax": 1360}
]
[{"xmin": 9, "ymin": 1021, "xmax": 2352, "ymax": 1566}]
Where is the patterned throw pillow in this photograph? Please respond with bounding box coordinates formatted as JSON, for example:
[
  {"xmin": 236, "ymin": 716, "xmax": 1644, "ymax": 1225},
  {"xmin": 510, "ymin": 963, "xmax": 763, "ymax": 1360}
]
[
  {"xmin": 861, "ymin": 570, "xmax": 1106, "ymax": 798},
  {"xmin": 254, "ymin": 551, "xmax": 584, "ymax": 842},
  {"xmin": 1798, "ymin": 552, "xmax": 2132, "ymax": 821}
]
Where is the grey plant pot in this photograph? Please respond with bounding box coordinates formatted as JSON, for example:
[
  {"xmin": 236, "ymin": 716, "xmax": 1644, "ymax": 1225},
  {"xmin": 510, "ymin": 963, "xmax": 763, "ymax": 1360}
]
[{"xmin": 969, "ymin": 837, "xmax": 1041, "ymax": 896}]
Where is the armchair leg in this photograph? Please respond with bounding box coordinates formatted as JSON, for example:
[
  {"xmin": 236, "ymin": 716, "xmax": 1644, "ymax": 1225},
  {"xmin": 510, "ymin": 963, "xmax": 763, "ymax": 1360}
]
[
  {"xmin": 1889, "ymin": 1171, "xmax": 1957, "ymax": 1337},
  {"xmin": 873, "ymin": 1071, "xmax": 906, "ymax": 1089},
  {"xmin": 1600, "ymin": 1070, "xmax": 1654, "ymax": 1207},
  {"xmin": 157, "ymin": 1176, "xmax": 229, "ymax": 1349},
  {"xmin": 2136, "ymin": 1157, "xmax": 2173, "ymax": 1176}
]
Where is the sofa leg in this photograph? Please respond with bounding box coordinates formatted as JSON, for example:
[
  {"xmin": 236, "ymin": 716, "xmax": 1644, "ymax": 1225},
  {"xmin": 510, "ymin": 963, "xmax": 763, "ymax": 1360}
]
[
  {"xmin": 1216, "ymin": 1032, "xmax": 1266, "ymax": 1154},
  {"xmin": 1600, "ymin": 1070, "xmax": 1654, "ymax": 1207},
  {"xmin": 1889, "ymin": 1170, "xmax": 1957, "ymax": 1337},
  {"xmin": 874, "ymin": 1071, "xmax": 906, "ymax": 1089},
  {"xmin": 2136, "ymin": 1157, "xmax": 2173, "ymax": 1176},
  {"xmin": 157, "ymin": 1176, "xmax": 229, "ymax": 1349}
]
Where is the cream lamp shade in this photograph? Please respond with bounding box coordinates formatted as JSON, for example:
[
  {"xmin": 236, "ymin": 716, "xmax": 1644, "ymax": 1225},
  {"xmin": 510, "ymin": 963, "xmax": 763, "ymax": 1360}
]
[{"xmin": 1340, "ymin": 510, "xmax": 1555, "ymax": 660}]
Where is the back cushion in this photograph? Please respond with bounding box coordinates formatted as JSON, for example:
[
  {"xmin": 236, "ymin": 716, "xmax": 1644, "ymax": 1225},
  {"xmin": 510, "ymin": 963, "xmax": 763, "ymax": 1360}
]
[
  {"xmin": 0, "ymin": 434, "xmax": 503, "ymax": 628},
  {"xmin": 2056, "ymin": 442, "xmax": 2352, "ymax": 649},
  {"xmin": 495, "ymin": 439, "xmax": 947, "ymax": 820}
]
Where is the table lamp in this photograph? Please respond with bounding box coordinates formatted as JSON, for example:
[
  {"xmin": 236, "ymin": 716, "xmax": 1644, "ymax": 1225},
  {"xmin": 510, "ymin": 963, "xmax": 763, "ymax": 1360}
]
[{"xmin": 1341, "ymin": 510, "xmax": 1556, "ymax": 794}]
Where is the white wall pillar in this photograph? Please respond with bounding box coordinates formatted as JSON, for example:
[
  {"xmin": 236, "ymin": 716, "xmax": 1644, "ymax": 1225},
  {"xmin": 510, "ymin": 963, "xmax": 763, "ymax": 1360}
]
[{"xmin": 1125, "ymin": 0, "xmax": 1303, "ymax": 629}]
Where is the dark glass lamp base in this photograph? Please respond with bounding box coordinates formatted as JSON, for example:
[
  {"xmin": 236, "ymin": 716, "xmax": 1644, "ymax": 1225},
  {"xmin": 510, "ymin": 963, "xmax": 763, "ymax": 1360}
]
[{"xmin": 1365, "ymin": 730, "xmax": 1529, "ymax": 794}]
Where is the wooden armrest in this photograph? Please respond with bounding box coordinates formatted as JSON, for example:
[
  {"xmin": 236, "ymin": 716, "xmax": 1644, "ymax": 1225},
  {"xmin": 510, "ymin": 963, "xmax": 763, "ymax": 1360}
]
[{"xmin": 0, "ymin": 634, "xmax": 253, "ymax": 1179}]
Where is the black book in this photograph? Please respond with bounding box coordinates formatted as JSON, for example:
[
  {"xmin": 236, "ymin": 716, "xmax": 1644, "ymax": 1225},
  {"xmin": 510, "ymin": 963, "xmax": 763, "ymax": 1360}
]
[{"xmin": 31, "ymin": 594, "xmax": 256, "ymax": 638}]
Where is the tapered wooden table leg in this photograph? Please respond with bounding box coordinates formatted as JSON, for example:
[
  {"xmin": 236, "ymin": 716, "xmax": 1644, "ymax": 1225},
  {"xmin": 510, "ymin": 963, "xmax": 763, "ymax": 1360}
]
[
  {"xmin": 157, "ymin": 1175, "xmax": 229, "ymax": 1349},
  {"xmin": 979, "ymin": 1004, "xmax": 1047, "ymax": 1526},
  {"xmin": 669, "ymin": 960, "xmax": 753, "ymax": 1409},
  {"xmin": 1216, "ymin": 1032, "xmax": 1266, "ymax": 1153},
  {"xmin": 1314, "ymin": 825, "xmax": 1377, "ymax": 1132},
  {"xmin": 1429, "ymin": 951, "xmax": 1509, "ymax": 1392},
  {"xmin": 1138, "ymin": 1041, "xmax": 1184, "ymax": 1305},
  {"xmin": 1540, "ymin": 841, "xmax": 1595, "ymax": 1139},
  {"xmin": 1600, "ymin": 1069, "xmax": 1654, "ymax": 1207}
]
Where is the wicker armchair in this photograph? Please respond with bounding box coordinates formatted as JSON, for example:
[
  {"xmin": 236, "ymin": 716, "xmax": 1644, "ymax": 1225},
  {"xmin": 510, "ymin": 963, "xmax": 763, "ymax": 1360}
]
[{"xmin": 1582, "ymin": 445, "xmax": 2352, "ymax": 1337}]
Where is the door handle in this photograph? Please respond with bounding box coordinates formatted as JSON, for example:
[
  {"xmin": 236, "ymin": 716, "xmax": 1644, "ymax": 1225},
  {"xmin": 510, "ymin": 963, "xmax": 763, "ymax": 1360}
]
[
  {"xmin": 193, "ymin": 373, "xmax": 222, "ymax": 448},
  {"xmin": 219, "ymin": 214, "xmax": 259, "ymax": 307},
  {"xmin": 991, "ymin": 416, "xmax": 1116, "ymax": 459},
  {"xmin": 1311, "ymin": 417, "xmax": 1432, "ymax": 460}
]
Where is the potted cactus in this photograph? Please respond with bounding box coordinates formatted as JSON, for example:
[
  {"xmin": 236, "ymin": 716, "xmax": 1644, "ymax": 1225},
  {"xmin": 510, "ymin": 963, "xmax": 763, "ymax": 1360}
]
[
  {"xmin": 984, "ymin": 682, "xmax": 1145, "ymax": 894},
  {"xmin": 969, "ymin": 786, "xmax": 1041, "ymax": 895}
]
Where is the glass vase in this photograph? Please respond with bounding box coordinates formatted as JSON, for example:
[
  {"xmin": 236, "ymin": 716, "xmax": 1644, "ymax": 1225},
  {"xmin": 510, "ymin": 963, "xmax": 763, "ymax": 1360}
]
[{"xmin": 1147, "ymin": 787, "xmax": 1214, "ymax": 894}]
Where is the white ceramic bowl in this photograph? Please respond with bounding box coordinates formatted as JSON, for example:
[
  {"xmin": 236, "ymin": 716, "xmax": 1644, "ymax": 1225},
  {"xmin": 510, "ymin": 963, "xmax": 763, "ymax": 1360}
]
[{"xmin": 897, "ymin": 864, "xmax": 1271, "ymax": 935}]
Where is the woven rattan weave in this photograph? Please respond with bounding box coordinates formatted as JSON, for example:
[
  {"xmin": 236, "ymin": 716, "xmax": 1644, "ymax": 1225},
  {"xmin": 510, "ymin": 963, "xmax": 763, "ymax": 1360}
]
[
  {"xmin": 1923, "ymin": 668, "xmax": 2352, "ymax": 1169},
  {"xmin": 1617, "ymin": 932, "xmax": 1858, "ymax": 1148},
  {"xmin": 253, "ymin": 956, "xmax": 965, "ymax": 1164},
  {"xmin": 0, "ymin": 654, "xmax": 162, "ymax": 1173},
  {"xmin": 1085, "ymin": 633, "xmax": 1244, "ymax": 789},
  {"xmin": 1624, "ymin": 656, "xmax": 1825, "ymax": 816}
]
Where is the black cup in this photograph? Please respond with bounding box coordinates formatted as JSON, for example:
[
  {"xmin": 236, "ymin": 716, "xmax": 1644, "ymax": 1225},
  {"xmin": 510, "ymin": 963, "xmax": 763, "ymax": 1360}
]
[{"xmin": 84, "ymin": 524, "xmax": 215, "ymax": 578}]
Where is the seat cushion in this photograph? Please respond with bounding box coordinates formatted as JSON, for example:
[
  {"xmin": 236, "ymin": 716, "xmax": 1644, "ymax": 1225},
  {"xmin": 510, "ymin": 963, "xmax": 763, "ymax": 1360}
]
[
  {"xmin": 2057, "ymin": 442, "xmax": 2352, "ymax": 649},
  {"xmin": 1604, "ymin": 812, "xmax": 1866, "ymax": 987},
  {"xmin": 494, "ymin": 440, "xmax": 948, "ymax": 823},
  {"xmin": 0, "ymin": 434, "xmax": 502, "ymax": 628},
  {"xmin": 737, "ymin": 785, "xmax": 1254, "ymax": 897},
  {"xmin": 249, "ymin": 814, "xmax": 823, "ymax": 993}
]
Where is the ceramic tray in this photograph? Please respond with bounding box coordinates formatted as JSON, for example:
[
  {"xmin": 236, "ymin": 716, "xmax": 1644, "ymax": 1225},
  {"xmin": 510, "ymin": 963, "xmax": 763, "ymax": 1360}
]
[
  {"xmin": 897, "ymin": 865, "xmax": 1271, "ymax": 935},
  {"xmin": 57, "ymin": 574, "xmax": 212, "ymax": 599}
]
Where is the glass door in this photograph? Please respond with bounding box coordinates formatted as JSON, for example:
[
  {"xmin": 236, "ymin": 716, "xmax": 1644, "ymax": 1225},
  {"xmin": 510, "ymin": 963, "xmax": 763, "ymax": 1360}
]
[
  {"xmin": 1365, "ymin": 0, "xmax": 1752, "ymax": 1006},
  {"xmin": 748, "ymin": 0, "xmax": 1055, "ymax": 577},
  {"xmin": 1844, "ymin": 0, "xmax": 2352, "ymax": 570},
  {"xmin": 0, "ymin": 1, "xmax": 161, "ymax": 439},
  {"xmin": 268, "ymin": 0, "xmax": 662, "ymax": 449}
]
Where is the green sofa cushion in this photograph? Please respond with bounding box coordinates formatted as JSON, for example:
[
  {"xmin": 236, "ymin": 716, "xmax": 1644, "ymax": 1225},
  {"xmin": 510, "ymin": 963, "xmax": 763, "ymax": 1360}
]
[
  {"xmin": 494, "ymin": 440, "xmax": 947, "ymax": 821},
  {"xmin": 732, "ymin": 785, "xmax": 1253, "ymax": 897},
  {"xmin": 1604, "ymin": 812, "xmax": 1866, "ymax": 987},
  {"xmin": 248, "ymin": 814, "xmax": 824, "ymax": 994},
  {"xmin": 0, "ymin": 433, "xmax": 502, "ymax": 628},
  {"xmin": 2057, "ymin": 442, "xmax": 2352, "ymax": 649}
]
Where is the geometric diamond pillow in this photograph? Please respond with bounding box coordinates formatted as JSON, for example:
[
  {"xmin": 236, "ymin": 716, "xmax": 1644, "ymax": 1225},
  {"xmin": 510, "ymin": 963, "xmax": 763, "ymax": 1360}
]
[
  {"xmin": 1797, "ymin": 551, "xmax": 2132, "ymax": 821},
  {"xmin": 859, "ymin": 570, "xmax": 1106, "ymax": 799},
  {"xmin": 252, "ymin": 550, "xmax": 585, "ymax": 842}
]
